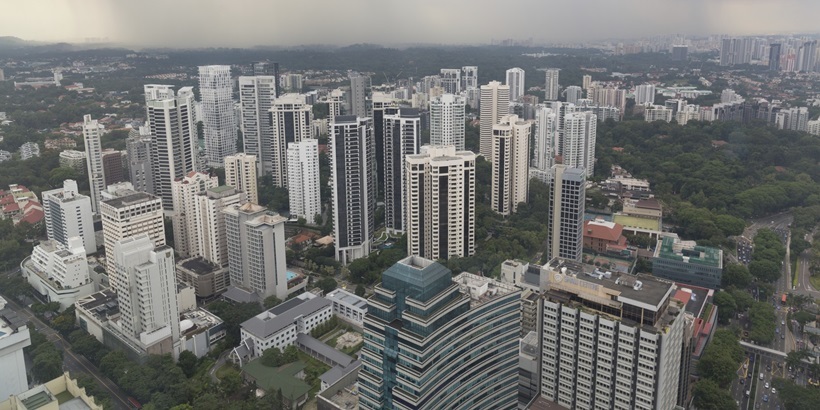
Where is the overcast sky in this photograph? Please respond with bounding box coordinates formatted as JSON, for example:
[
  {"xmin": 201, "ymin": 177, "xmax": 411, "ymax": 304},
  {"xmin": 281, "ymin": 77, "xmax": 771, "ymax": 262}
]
[{"xmin": 5, "ymin": 0, "xmax": 820, "ymax": 48}]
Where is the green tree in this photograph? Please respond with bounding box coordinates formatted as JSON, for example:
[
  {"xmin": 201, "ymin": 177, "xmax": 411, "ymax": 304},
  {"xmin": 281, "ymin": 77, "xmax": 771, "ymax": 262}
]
[
  {"xmin": 692, "ymin": 379, "xmax": 738, "ymax": 410},
  {"xmin": 774, "ymin": 379, "xmax": 820, "ymax": 409},
  {"xmin": 722, "ymin": 264, "xmax": 753, "ymax": 289},
  {"xmin": 696, "ymin": 329, "xmax": 743, "ymax": 387},
  {"xmin": 713, "ymin": 291, "xmax": 737, "ymax": 324},
  {"xmin": 748, "ymin": 301, "xmax": 776, "ymax": 345},
  {"xmin": 31, "ymin": 345, "xmax": 63, "ymax": 382},
  {"xmin": 355, "ymin": 284, "xmax": 366, "ymax": 297},
  {"xmin": 316, "ymin": 277, "xmax": 338, "ymax": 294},
  {"xmin": 177, "ymin": 350, "xmax": 199, "ymax": 378},
  {"xmin": 219, "ymin": 369, "xmax": 243, "ymax": 397},
  {"xmin": 283, "ymin": 345, "xmax": 299, "ymax": 363},
  {"xmin": 749, "ymin": 260, "xmax": 781, "ymax": 283},
  {"xmin": 261, "ymin": 347, "xmax": 284, "ymax": 367},
  {"xmin": 728, "ymin": 288, "xmax": 754, "ymax": 312},
  {"xmin": 786, "ymin": 350, "xmax": 811, "ymax": 370}
]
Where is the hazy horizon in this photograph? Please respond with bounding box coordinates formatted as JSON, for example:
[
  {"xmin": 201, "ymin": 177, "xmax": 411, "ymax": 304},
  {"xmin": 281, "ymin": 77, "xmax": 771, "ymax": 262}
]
[{"xmin": 4, "ymin": 0, "xmax": 820, "ymax": 48}]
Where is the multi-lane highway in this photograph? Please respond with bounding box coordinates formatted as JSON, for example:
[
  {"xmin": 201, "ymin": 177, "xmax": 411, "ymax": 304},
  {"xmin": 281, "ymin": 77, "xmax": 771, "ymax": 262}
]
[
  {"xmin": 794, "ymin": 229, "xmax": 820, "ymax": 298},
  {"xmin": 732, "ymin": 214, "xmax": 800, "ymax": 409}
]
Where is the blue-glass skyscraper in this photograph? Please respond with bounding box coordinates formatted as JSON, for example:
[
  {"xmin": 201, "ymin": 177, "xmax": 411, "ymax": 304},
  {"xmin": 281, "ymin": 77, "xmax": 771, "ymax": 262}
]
[{"xmin": 358, "ymin": 256, "xmax": 521, "ymax": 410}]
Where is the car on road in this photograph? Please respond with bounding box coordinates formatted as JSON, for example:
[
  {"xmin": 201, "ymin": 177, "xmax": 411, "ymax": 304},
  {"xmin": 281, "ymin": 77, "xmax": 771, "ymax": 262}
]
[
  {"xmin": 760, "ymin": 373, "xmax": 764, "ymax": 380},
  {"xmin": 746, "ymin": 390, "xmax": 750, "ymax": 396},
  {"xmin": 763, "ymin": 394, "xmax": 769, "ymax": 402},
  {"xmin": 782, "ymin": 320, "xmax": 785, "ymax": 325},
  {"xmin": 765, "ymin": 382, "xmax": 770, "ymax": 389},
  {"xmin": 772, "ymin": 387, "xmax": 776, "ymax": 394},
  {"xmin": 782, "ymin": 334, "xmax": 785, "ymax": 339}
]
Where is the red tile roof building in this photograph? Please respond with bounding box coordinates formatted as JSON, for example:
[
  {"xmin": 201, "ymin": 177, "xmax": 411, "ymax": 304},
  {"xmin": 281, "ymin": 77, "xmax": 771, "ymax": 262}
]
[
  {"xmin": 583, "ymin": 219, "xmax": 627, "ymax": 254},
  {"xmin": 0, "ymin": 184, "xmax": 44, "ymax": 225}
]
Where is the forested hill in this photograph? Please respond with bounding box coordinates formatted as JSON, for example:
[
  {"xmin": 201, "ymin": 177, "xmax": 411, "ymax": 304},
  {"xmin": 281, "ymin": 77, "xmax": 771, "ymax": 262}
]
[{"xmin": 595, "ymin": 119, "xmax": 820, "ymax": 245}]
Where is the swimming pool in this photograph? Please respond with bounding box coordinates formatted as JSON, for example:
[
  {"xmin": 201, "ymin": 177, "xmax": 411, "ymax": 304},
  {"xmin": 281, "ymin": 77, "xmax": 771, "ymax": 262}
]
[{"xmin": 287, "ymin": 271, "xmax": 298, "ymax": 281}]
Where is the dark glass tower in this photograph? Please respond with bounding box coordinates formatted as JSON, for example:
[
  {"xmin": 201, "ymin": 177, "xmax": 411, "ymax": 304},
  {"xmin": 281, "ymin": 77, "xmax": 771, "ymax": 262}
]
[{"xmin": 358, "ymin": 256, "xmax": 521, "ymax": 409}]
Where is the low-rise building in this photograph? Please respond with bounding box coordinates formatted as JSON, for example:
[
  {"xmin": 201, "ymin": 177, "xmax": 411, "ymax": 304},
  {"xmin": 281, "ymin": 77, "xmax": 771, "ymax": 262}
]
[
  {"xmin": 652, "ymin": 236, "xmax": 723, "ymax": 289},
  {"xmin": 176, "ymin": 257, "xmax": 230, "ymax": 299},
  {"xmin": 0, "ymin": 372, "xmax": 103, "ymax": 410},
  {"xmin": 242, "ymin": 360, "xmax": 311, "ymax": 409},
  {"xmin": 324, "ymin": 288, "xmax": 367, "ymax": 328},
  {"xmin": 179, "ymin": 308, "xmax": 226, "ymax": 358},
  {"xmin": 58, "ymin": 149, "xmax": 86, "ymax": 171},
  {"xmin": 603, "ymin": 176, "xmax": 651, "ymax": 192},
  {"xmin": 22, "ymin": 237, "xmax": 96, "ymax": 310},
  {"xmin": 0, "ymin": 184, "xmax": 44, "ymax": 226},
  {"xmin": 75, "ymin": 289, "xmax": 225, "ymax": 362},
  {"xmin": 613, "ymin": 198, "xmax": 663, "ymax": 239},
  {"xmin": 583, "ymin": 219, "xmax": 629, "ymax": 256},
  {"xmin": 19, "ymin": 142, "xmax": 40, "ymax": 160},
  {"xmin": 44, "ymin": 137, "xmax": 78, "ymax": 150},
  {"xmin": 231, "ymin": 293, "xmax": 333, "ymax": 365}
]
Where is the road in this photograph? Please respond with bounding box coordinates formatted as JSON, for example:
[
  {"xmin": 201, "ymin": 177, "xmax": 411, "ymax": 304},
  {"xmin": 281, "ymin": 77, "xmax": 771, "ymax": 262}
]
[
  {"xmin": 732, "ymin": 215, "xmax": 796, "ymax": 409},
  {"xmin": 0, "ymin": 292, "xmax": 132, "ymax": 410},
  {"xmin": 794, "ymin": 229, "xmax": 820, "ymax": 298}
]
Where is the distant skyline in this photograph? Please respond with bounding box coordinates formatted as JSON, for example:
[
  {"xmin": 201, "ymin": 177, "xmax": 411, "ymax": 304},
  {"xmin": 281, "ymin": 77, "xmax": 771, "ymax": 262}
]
[{"xmin": 5, "ymin": 0, "xmax": 820, "ymax": 48}]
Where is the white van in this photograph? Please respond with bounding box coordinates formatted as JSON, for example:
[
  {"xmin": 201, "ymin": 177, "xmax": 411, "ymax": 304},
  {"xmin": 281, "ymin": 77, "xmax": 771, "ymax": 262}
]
[{"xmin": 760, "ymin": 373, "xmax": 764, "ymax": 380}]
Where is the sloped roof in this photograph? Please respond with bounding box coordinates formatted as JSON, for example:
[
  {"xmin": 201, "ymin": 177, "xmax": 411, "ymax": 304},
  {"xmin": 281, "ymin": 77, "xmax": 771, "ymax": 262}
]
[{"xmin": 584, "ymin": 219, "xmax": 624, "ymax": 242}]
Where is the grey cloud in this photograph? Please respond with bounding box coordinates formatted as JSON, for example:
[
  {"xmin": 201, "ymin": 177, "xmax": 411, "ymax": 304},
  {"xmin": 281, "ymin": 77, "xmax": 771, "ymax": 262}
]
[{"xmin": 3, "ymin": 0, "xmax": 820, "ymax": 47}]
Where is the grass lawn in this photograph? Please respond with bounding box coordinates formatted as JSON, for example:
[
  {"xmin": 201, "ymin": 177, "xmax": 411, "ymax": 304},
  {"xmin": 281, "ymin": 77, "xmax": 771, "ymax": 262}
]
[{"xmin": 215, "ymin": 363, "xmax": 239, "ymax": 380}]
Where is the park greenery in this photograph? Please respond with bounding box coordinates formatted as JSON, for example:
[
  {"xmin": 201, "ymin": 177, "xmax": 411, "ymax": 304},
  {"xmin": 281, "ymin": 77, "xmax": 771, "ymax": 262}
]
[{"xmin": 596, "ymin": 120, "xmax": 820, "ymax": 245}]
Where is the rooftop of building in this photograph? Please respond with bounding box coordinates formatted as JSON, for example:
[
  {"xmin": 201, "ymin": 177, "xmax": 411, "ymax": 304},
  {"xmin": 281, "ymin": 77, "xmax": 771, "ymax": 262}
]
[
  {"xmin": 241, "ymin": 359, "xmax": 311, "ymax": 399},
  {"xmin": 4, "ymin": 373, "xmax": 102, "ymax": 410},
  {"xmin": 295, "ymin": 333, "xmax": 355, "ymax": 368},
  {"xmin": 322, "ymin": 383, "xmax": 360, "ymax": 410},
  {"xmin": 633, "ymin": 198, "xmax": 662, "ymax": 210},
  {"xmin": 178, "ymin": 256, "xmax": 224, "ymax": 276},
  {"xmin": 325, "ymin": 288, "xmax": 367, "ymax": 309},
  {"xmin": 208, "ymin": 185, "xmax": 235, "ymax": 194},
  {"xmin": 545, "ymin": 257, "xmax": 675, "ymax": 310},
  {"xmin": 75, "ymin": 289, "xmax": 119, "ymax": 321},
  {"xmin": 0, "ymin": 303, "xmax": 28, "ymax": 339},
  {"xmin": 102, "ymin": 191, "xmax": 158, "ymax": 209},
  {"xmin": 221, "ymin": 286, "xmax": 260, "ymax": 304},
  {"xmin": 179, "ymin": 308, "xmax": 223, "ymax": 338},
  {"xmin": 381, "ymin": 256, "xmax": 453, "ymax": 303},
  {"xmin": 520, "ymin": 330, "xmax": 539, "ymax": 358},
  {"xmin": 612, "ymin": 214, "xmax": 661, "ymax": 231},
  {"xmin": 584, "ymin": 219, "xmax": 624, "ymax": 242},
  {"xmin": 241, "ymin": 294, "xmax": 331, "ymax": 339},
  {"xmin": 452, "ymin": 272, "xmax": 520, "ymax": 308},
  {"xmin": 654, "ymin": 236, "xmax": 722, "ymax": 268},
  {"xmin": 673, "ymin": 283, "xmax": 712, "ymax": 317},
  {"xmin": 334, "ymin": 115, "xmax": 360, "ymax": 123}
]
